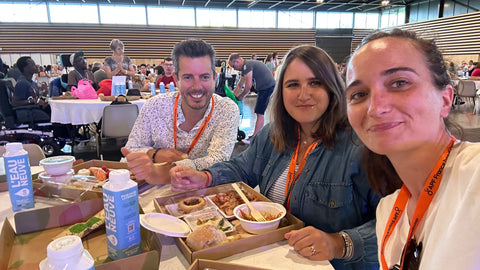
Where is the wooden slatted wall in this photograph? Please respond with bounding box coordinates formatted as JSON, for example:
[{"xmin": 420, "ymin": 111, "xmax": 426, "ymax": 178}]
[
  {"xmin": 0, "ymin": 23, "xmax": 315, "ymax": 63},
  {"xmin": 352, "ymin": 11, "xmax": 480, "ymax": 56}
]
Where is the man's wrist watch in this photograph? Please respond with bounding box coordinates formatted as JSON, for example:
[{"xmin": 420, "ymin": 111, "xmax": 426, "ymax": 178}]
[{"xmin": 151, "ymin": 148, "xmax": 161, "ymax": 163}]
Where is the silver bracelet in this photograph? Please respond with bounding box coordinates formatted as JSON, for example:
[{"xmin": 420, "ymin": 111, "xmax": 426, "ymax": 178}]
[{"xmin": 338, "ymin": 231, "xmax": 354, "ymax": 261}]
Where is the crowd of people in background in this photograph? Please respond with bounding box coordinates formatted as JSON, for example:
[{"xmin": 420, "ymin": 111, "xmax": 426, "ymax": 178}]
[{"xmin": 1, "ymin": 28, "xmax": 480, "ymax": 269}]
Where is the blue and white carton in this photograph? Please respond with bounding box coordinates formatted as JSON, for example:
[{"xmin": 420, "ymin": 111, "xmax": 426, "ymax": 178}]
[
  {"xmin": 3, "ymin": 142, "xmax": 34, "ymax": 212},
  {"xmin": 103, "ymin": 169, "xmax": 141, "ymax": 260},
  {"xmin": 159, "ymin": 82, "xmax": 165, "ymax": 94},
  {"xmin": 150, "ymin": 82, "xmax": 156, "ymax": 95}
]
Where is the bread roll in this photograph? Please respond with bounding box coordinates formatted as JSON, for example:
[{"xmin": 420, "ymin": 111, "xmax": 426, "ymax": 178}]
[
  {"xmin": 178, "ymin": 196, "xmax": 206, "ymax": 213},
  {"xmin": 186, "ymin": 224, "xmax": 227, "ymax": 251}
]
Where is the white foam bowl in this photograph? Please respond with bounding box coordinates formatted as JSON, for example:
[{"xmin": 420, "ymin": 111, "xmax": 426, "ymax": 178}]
[
  {"xmin": 38, "ymin": 169, "xmax": 74, "ymax": 185},
  {"xmin": 39, "ymin": 156, "xmax": 75, "ymax": 176},
  {"xmin": 233, "ymin": 201, "xmax": 286, "ymax": 235}
]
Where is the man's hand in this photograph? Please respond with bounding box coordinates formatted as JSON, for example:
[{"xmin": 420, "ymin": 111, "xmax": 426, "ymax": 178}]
[
  {"xmin": 121, "ymin": 147, "xmax": 172, "ymax": 185},
  {"xmin": 149, "ymin": 148, "xmax": 188, "ymax": 164},
  {"xmin": 170, "ymin": 165, "xmax": 209, "ymax": 192},
  {"xmin": 284, "ymin": 226, "xmax": 345, "ymax": 261},
  {"xmin": 38, "ymin": 98, "xmax": 49, "ymax": 109},
  {"xmin": 235, "ymin": 93, "xmax": 246, "ymax": 101}
]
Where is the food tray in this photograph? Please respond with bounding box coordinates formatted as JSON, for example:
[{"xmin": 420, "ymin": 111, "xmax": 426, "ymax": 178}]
[
  {"xmin": 153, "ymin": 182, "xmax": 305, "ymax": 264},
  {"xmin": 205, "ymin": 188, "xmax": 259, "ymax": 220},
  {"xmin": 183, "ymin": 209, "xmax": 235, "ymax": 234},
  {"xmin": 164, "ymin": 194, "xmax": 216, "ymax": 218}
]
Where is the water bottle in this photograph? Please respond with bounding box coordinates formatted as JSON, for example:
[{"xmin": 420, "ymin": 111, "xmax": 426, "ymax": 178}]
[
  {"xmin": 121, "ymin": 83, "xmax": 126, "ymax": 95},
  {"xmin": 169, "ymin": 82, "xmax": 175, "ymax": 92},
  {"xmin": 159, "ymin": 82, "xmax": 165, "ymax": 94},
  {"xmin": 39, "ymin": 235, "xmax": 94, "ymax": 270},
  {"xmin": 113, "ymin": 83, "xmax": 119, "ymax": 96},
  {"xmin": 128, "ymin": 80, "xmax": 133, "ymax": 89},
  {"xmin": 3, "ymin": 142, "xmax": 34, "ymax": 212},
  {"xmin": 103, "ymin": 169, "xmax": 141, "ymax": 260},
  {"xmin": 150, "ymin": 82, "xmax": 156, "ymax": 95}
]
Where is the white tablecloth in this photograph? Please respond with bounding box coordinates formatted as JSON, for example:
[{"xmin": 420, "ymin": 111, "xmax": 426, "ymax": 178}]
[
  {"xmin": 0, "ymin": 167, "xmax": 333, "ymax": 270},
  {"xmin": 49, "ymin": 98, "xmax": 146, "ymax": 125}
]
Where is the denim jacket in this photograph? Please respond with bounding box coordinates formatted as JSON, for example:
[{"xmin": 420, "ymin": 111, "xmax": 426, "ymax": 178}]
[{"xmin": 208, "ymin": 124, "xmax": 379, "ymax": 270}]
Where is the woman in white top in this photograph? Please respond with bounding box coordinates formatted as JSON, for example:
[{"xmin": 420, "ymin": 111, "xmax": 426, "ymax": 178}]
[{"xmin": 345, "ymin": 28, "xmax": 480, "ymax": 270}]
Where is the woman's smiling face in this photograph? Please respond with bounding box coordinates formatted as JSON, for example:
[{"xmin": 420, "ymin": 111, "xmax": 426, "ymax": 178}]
[
  {"xmin": 282, "ymin": 58, "xmax": 330, "ymax": 132},
  {"xmin": 346, "ymin": 37, "xmax": 453, "ymax": 155}
]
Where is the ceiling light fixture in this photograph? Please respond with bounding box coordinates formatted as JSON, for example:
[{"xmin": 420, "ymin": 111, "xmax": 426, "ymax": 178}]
[
  {"xmin": 381, "ymin": 0, "xmax": 390, "ymax": 6},
  {"xmin": 316, "ymin": 0, "xmax": 324, "ymax": 3}
]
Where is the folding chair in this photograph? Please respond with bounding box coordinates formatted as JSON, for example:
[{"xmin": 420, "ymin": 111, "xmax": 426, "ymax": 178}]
[
  {"xmin": 455, "ymin": 80, "xmax": 477, "ymax": 113},
  {"xmin": 96, "ymin": 104, "xmax": 139, "ymax": 157}
]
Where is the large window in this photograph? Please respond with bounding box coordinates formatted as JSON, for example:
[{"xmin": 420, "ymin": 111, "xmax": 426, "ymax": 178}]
[
  {"xmin": 0, "ymin": 2, "xmax": 48, "ymax": 23},
  {"xmin": 49, "ymin": 3, "xmax": 99, "ymax": 24},
  {"xmin": 278, "ymin": 11, "xmax": 314, "ymax": 28},
  {"xmin": 0, "ymin": 2, "xmax": 414, "ymax": 29},
  {"xmin": 238, "ymin": 9, "xmax": 276, "ymax": 28},
  {"xmin": 316, "ymin": 12, "xmax": 353, "ymax": 28},
  {"xmin": 196, "ymin": 8, "xmax": 236, "ymax": 27},
  {"xmin": 354, "ymin": 13, "xmax": 379, "ymax": 29},
  {"xmin": 99, "ymin": 4, "xmax": 146, "ymax": 25},
  {"xmin": 147, "ymin": 7, "xmax": 195, "ymax": 26},
  {"xmin": 380, "ymin": 7, "xmax": 405, "ymax": 28}
]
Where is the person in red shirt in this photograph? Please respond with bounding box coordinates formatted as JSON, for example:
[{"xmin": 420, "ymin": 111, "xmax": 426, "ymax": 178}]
[
  {"xmin": 471, "ymin": 62, "xmax": 480, "ymax": 77},
  {"xmin": 155, "ymin": 57, "xmax": 178, "ymax": 90}
]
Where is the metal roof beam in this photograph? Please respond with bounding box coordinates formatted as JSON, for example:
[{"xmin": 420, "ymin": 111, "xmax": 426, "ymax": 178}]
[
  {"xmin": 248, "ymin": 0, "xmax": 262, "ymax": 8},
  {"xmin": 308, "ymin": 0, "xmax": 326, "ymax": 11},
  {"xmin": 268, "ymin": 0, "xmax": 285, "ymax": 9},
  {"xmin": 226, "ymin": 0, "xmax": 237, "ymax": 8},
  {"xmin": 289, "ymin": 0, "xmax": 309, "ymax": 10}
]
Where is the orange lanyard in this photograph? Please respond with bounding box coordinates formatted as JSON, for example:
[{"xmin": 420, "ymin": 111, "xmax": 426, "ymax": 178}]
[
  {"xmin": 284, "ymin": 126, "xmax": 319, "ymax": 211},
  {"xmin": 172, "ymin": 94, "xmax": 215, "ymax": 154},
  {"xmin": 380, "ymin": 136, "xmax": 455, "ymax": 270}
]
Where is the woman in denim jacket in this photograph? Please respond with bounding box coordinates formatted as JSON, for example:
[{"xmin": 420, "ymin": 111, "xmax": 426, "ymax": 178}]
[{"xmin": 171, "ymin": 45, "xmax": 380, "ymax": 270}]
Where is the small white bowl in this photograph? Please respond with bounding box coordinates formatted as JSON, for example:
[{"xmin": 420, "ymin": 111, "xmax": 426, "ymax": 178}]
[
  {"xmin": 39, "ymin": 156, "xmax": 75, "ymax": 176},
  {"xmin": 233, "ymin": 201, "xmax": 286, "ymax": 235},
  {"xmin": 38, "ymin": 169, "xmax": 74, "ymax": 184}
]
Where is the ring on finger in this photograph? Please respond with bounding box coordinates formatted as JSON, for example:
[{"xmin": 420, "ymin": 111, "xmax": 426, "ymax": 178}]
[{"xmin": 310, "ymin": 245, "xmax": 317, "ymax": 256}]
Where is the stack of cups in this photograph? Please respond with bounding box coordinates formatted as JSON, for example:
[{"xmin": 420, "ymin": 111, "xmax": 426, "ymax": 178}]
[
  {"xmin": 38, "ymin": 156, "xmax": 76, "ymax": 185},
  {"xmin": 39, "ymin": 236, "xmax": 94, "ymax": 270}
]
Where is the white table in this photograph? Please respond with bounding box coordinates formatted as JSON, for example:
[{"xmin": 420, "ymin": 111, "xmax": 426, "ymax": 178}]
[
  {"xmin": 49, "ymin": 98, "xmax": 146, "ymax": 125},
  {"xmin": 0, "ymin": 168, "xmax": 333, "ymax": 270}
]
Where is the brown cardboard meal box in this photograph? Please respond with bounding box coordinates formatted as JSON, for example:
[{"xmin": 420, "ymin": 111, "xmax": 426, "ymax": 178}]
[
  {"xmin": 188, "ymin": 258, "xmax": 271, "ymax": 270},
  {"xmin": 32, "ymin": 160, "xmax": 136, "ymax": 200},
  {"xmin": 153, "ymin": 181, "xmax": 304, "ymax": 264},
  {"xmin": 0, "ymin": 198, "xmax": 161, "ymax": 270},
  {"xmin": 72, "ymin": 159, "xmax": 129, "ymax": 172}
]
